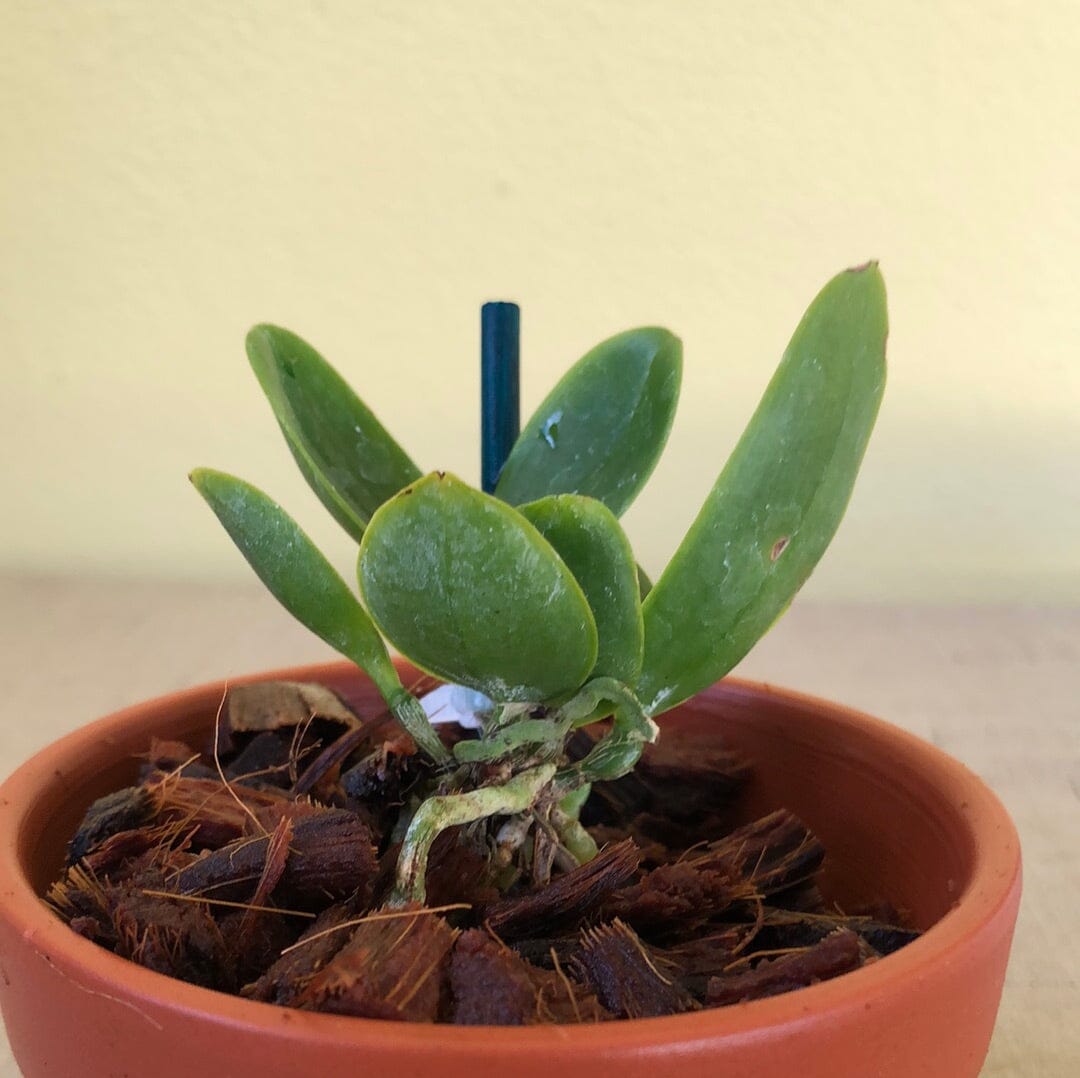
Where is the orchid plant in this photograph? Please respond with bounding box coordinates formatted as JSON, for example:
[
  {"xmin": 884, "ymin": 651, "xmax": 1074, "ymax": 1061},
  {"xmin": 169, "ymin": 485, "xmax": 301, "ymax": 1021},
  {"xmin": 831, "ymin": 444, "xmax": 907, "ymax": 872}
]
[{"xmin": 191, "ymin": 264, "xmax": 887, "ymax": 904}]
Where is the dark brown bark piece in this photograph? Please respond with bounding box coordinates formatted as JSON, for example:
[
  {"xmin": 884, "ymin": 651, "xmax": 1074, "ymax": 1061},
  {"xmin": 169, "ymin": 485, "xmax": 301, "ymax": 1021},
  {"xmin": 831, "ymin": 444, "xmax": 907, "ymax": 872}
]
[
  {"xmin": 585, "ymin": 825, "xmax": 670, "ymax": 867},
  {"xmin": 604, "ymin": 861, "xmax": 739, "ymax": 931},
  {"xmin": 165, "ymin": 837, "xmax": 267, "ymax": 896},
  {"xmin": 79, "ymin": 826, "xmax": 170, "ymax": 878},
  {"xmin": 706, "ymin": 928, "xmax": 863, "ymax": 1006},
  {"xmin": 175, "ymin": 808, "xmax": 377, "ymax": 908},
  {"xmin": 296, "ymin": 909, "xmax": 458, "ymax": 1022},
  {"xmin": 214, "ymin": 818, "xmax": 302, "ymax": 987},
  {"xmin": 484, "ymin": 839, "xmax": 641, "ymax": 938},
  {"xmin": 67, "ymin": 786, "xmax": 152, "ymax": 866},
  {"xmin": 508, "ymin": 934, "xmax": 580, "ymax": 970},
  {"xmin": 636, "ymin": 740, "xmax": 752, "ymax": 817},
  {"xmin": 279, "ymin": 810, "xmax": 378, "ymax": 906},
  {"xmin": 576, "ymin": 728, "xmax": 751, "ymax": 845},
  {"xmin": 69, "ymin": 914, "xmax": 104, "ymax": 941},
  {"xmin": 49, "ymin": 842, "xmax": 196, "ymax": 938},
  {"xmin": 854, "ymin": 919, "xmax": 919, "ymax": 955},
  {"xmin": 656, "ymin": 929, "xmax": 745, "ymax": 998},
  {"xmin": 572, "ymin": 919, "xmax": 694, "ymax": 1018},
  {"xmin": 692, "ymin": 809, "xmax": 825, "ymax": 896},
  {"xmin": 424, "ymin": 828, "xmax": 503, "ymax": 908},
  {"xmin": 448, "ymin": 929, "xmax": 612, "ymax": 1025},
  {"xmin": 292, "ymin": 723, "xmax": 375, "ymax": 797},
  {"xmin": 173, "ymin": 826, "xmax": 301, "ymax": 902},
  {"xmin": 529, "ymin": 962, "xmax": 611, "ymax": 1024},
  {"xmin": 247, "ymin": 901, "xmax": 359, "ymax": 1005},
  {"xmin": 747, "ymin": 908, "xmax": 920, "ymax": 957},
  {"xmin": 147, "ymin": 775, "xmax": 292, "ymax": 848},
  {"xmin": 220, "ymin": 906, "xmax": 299, "ymax": 987},
  {"xmin": 252, "ymin": 799, "xmax": 327, "ymax": 829},
  {"xmin": 110, "ymin": 877, "xmax": 230, "ymax": 990},
  {"xmin": 770, "ymin": 881, "xmax": 829, "ymax": 913},
  {"xmin": 46, "ymin": 863, "xmax": 113, "ymax": 943},
  {"xmin": 226, "ymin": 731, "xmax": 295, "ymax": 787},
  {"xmin": 230, "ymin": 817, "xmax": 294, "ymax": 958},
  {"xmin": 339, "ymin": 741, "xmax": 422, "ymax": 827},
  {"xmin": 450, "ymin": 929, "xmax": 539, "ymax": 1025}
]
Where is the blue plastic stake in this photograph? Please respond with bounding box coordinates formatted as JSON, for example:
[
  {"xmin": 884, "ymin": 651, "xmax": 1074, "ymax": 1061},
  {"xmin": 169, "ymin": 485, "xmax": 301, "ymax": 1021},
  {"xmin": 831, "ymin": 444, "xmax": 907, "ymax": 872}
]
[{"xmin": 481, "ymin": 302, "xmax": 520, "ymax": 494}]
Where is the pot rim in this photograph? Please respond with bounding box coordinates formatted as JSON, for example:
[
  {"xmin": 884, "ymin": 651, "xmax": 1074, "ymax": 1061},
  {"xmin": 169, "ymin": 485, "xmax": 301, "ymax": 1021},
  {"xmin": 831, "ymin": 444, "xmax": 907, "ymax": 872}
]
[{"xmin": 0, "ymin": 660, "xmax": 1022, "ymax": 1052}]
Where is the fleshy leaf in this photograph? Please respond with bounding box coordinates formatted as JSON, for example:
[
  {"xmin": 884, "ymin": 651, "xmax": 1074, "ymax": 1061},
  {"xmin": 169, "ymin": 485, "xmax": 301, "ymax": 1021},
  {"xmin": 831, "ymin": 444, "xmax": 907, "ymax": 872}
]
[
  {"xmin": 359, "ymin": 473, "xmax": 598, "ymax": 702},
  {"xmin": 637, "ymin": 264, "xmax": 888, "ymax": 715},
  {"xmin": 279, "ymin": 422, "xmax": 369, "ymax": 542},
  {"xmin": 494, "ymin": 327, "xmax": 682, "ymax": 516},
  {"xmin": 189, "ymin": 468, "xmax": 448, "ymax": 762},
  {"xmin": 247, "ymin": 325, "xmax": 421, "ymax": 541},
  {"xmin": 519, "ymin": 494, "xmax": 643, "ymax": 685}
]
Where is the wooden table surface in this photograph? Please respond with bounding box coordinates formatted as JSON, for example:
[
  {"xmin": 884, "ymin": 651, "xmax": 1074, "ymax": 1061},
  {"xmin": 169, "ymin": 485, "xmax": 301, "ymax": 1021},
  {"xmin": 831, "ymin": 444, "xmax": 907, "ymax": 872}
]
[{"xmin": 0, "ymin": 575, "xmax": 1076, "ymax": 1076}]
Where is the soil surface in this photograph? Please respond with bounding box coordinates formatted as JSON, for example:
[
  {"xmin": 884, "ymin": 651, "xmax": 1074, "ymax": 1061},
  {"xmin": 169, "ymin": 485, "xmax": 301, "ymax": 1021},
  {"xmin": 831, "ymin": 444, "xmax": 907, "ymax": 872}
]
[{"xmin": 47, "ymin": 679, "xmax": 919, "ymax": 1024}]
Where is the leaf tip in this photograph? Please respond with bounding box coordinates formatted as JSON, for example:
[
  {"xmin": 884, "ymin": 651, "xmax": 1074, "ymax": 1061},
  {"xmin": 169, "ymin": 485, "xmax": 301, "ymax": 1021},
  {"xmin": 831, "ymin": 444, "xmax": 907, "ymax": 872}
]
[
  {"xmin": 245, "ymin": 323, "xmax": 299, "ymax": 379},
  {"xmin": 642, "ymin": 326, "xmax": 683, "ymax": 366},
  {"xmin": 246, "ymin": 321, "xmax": 281, "ymax": 340},
  {"xmin": 188, "ymin": 467, "xmax": 212, "ymax": 490},
  {"xmin": 244, "ymin": 323, "xmax": 274, "ymax": 354},
  {"xmin": 843, "ymin": 260, "xmax": 887, "ymax": 303}
]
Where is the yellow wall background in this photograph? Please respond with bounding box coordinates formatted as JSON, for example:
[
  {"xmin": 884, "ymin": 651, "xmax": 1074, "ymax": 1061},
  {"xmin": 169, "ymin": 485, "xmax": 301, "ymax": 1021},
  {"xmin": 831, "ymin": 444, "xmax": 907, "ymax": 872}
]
[{"xmin": 1, "ymin": 1, "xmax": 1076, "ymax": 601}]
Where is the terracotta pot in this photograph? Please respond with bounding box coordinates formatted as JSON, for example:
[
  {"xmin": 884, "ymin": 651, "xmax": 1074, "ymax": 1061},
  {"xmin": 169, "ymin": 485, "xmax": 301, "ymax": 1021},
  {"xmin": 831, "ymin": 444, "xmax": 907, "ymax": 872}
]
[{"xmin": 0, "ymin": 661, "xmax": 1020, "ymax": 1078}]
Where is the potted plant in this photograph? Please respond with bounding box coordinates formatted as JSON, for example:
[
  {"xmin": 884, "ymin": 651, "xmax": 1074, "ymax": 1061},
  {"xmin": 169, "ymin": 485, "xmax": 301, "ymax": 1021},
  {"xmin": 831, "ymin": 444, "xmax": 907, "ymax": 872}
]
[{"xmin": 0, "ymin": 264, "xmax": 1021, "ymax": 1077}]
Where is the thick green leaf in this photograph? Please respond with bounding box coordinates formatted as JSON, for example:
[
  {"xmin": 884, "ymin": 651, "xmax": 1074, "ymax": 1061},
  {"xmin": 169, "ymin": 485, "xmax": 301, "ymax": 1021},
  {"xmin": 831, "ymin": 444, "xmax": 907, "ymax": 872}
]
[
  {"xmin": 191, "ymin": 470, "xmax": 452, "ymax": 763},
  {"xmin": 519, "ymin": 494, "xmax": 643, "ymax": 685},
  {"xmin": 190, "ymin": 468, "xmax": 400, "ymax": 695},
  {"xmin": 359, "ymin": 473, "xmax": 598, "ymax": 702},
  {"xmin": 247, "ymin": 325, "xmax": 421, "ymax": 541},
  {"xmin": 280, "ymin": 422, "xmax": 369, "ymax": 543},
  {"xmin": 637, "ymin": 264, "xmax": 888, "ymax": 715},
  {"xmin": 494, "ymin": 327, "xmax": 682, "ymax": 516}
]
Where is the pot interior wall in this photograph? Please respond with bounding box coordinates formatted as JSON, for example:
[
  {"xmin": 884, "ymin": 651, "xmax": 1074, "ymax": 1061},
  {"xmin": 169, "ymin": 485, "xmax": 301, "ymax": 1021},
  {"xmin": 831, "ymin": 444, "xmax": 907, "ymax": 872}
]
[{"xmin": 676, "ymin": 684, "xmax": 976, "ymax": 929}]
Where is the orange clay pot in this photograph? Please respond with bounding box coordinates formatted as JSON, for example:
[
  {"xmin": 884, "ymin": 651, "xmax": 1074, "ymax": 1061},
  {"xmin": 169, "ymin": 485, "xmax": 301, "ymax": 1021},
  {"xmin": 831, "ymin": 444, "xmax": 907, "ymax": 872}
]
[{"xmin": 0, "ymin": 661, "xmax": 1021, "ymax": 1078}]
